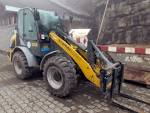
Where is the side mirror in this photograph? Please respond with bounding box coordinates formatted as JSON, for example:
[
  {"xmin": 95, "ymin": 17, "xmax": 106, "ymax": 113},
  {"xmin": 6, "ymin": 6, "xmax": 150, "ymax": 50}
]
[{"xmin": 33, "ymin": 9, "xmax": 40, "ymax": 21}]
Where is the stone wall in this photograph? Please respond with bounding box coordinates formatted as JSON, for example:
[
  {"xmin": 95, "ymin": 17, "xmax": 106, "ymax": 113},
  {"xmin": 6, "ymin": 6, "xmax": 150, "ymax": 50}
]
[{"xmin": 96, "ymin": 0, "xmax": 150, "ymax": 45}]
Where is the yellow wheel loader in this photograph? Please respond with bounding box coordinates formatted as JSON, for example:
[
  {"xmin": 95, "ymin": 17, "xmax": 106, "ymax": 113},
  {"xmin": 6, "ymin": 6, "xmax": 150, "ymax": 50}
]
[{"xmin": 8, "ymin": 8, "xmax": 150, "ymax": 112}]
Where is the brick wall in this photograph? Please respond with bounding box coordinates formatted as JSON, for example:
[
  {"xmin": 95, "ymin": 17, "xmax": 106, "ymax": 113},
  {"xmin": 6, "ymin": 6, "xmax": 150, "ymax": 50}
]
[{"xmin": 96, "ymin": 0, "xmax": 150, "ymax": 45}]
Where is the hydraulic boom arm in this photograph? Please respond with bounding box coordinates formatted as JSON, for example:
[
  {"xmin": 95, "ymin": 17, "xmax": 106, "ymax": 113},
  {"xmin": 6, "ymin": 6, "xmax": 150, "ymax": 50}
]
[{"xmin": 49, "ymin": 31, "xmax": 101, "ymax": 87}]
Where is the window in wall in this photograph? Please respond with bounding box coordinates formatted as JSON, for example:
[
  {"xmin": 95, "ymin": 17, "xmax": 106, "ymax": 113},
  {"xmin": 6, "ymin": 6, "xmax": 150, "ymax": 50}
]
[
  {"xmin": 9, "ymin": 17, "xmax": 11, "ymax": 25},
  {"xmin": 14, "ymin": 16, "xmax": 17, "ymax": 24}
]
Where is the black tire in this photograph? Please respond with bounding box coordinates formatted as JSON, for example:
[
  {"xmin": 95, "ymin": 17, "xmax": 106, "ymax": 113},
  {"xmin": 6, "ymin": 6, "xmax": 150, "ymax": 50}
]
[
  {"xmin": 43, "ymin": 55, "xmax": 77, "ymax": 97},
  {"xmin": 12, "ymin": 51, "xmax": 31, "ymax": 79}
]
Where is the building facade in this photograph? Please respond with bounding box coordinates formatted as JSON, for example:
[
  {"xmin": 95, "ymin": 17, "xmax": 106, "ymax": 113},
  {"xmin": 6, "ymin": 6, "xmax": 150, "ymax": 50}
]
[{"xmin": 0, "ymin": 4, "xmax": 17, "ymax": 26}]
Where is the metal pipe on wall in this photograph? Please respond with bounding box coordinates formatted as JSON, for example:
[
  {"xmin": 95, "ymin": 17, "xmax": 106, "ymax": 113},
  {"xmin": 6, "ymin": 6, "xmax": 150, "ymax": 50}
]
[{"xmin": 96, "ymin": 0, "xmax": 110, "ymax": 44}]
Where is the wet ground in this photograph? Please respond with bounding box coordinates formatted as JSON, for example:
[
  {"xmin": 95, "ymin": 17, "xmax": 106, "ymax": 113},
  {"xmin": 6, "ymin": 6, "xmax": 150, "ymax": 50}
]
[{"xmin": 0, "ymin": 54, "xmax": 149, "ymax": 113}]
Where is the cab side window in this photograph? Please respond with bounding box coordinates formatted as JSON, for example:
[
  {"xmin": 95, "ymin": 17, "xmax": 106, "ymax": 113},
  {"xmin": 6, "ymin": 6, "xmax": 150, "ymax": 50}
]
[
  {"xmin": 23, "ymin": 9, "xmax": 37, "ymax": 40},
  {"xmin": 18, "ymin": 10, "xmax": 24, "ymax": 38}
]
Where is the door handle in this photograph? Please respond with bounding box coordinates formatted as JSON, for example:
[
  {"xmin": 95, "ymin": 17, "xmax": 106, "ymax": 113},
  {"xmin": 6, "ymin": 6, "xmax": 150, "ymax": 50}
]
[{"xmin": 29, "ymin": 30, "xmax": 33, "ymax": 32}]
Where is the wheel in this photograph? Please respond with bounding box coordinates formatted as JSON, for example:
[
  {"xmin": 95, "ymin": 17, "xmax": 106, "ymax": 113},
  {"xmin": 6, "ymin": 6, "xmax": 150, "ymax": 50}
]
[
  {"xmin": 43, "ymin": 55, "xmax": 77, "ymax": 97},
  {"xmin": 12, "ymin": 51, "xmax": 31, "ymax": 79}
]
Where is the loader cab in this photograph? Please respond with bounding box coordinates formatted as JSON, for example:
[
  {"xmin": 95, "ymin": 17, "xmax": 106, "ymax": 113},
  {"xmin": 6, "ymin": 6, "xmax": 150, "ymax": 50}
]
[{"xmin": 17, "ymin": 8, "xmax": 61, "ymax": 57}]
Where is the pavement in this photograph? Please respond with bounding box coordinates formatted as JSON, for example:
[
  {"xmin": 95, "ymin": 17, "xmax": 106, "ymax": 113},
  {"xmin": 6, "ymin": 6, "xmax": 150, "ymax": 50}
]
[{"xmin": 0, "ymin": 53, "xmax": 150, "ymax": 113}]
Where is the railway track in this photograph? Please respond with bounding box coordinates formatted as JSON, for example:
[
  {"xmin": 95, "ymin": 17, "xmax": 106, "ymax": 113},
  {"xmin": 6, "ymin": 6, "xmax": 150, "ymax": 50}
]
[{"xmin": 111, "ymin": 83, "xmax": 150, "ymax": 113}]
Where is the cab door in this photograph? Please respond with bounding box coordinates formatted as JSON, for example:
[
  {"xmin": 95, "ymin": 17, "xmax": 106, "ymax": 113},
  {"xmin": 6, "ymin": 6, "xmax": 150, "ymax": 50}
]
[{"xmin": 22, "ymin": 8, "xmax": 41, "ymax": 56}]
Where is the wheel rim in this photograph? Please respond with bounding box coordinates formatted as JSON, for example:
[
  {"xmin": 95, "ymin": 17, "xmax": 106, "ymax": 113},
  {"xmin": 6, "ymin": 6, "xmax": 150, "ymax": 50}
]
[
  {"xmin": 14, "ymin": 57, "xmax": 22, "ymax": 75},
  {"xmin": 47, "ymin": 67, "xmax": 63, "ymax": 89}
]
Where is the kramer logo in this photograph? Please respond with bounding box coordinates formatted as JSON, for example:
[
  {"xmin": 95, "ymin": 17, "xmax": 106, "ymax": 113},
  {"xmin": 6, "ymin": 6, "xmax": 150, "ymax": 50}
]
[
  {"xmin": 58, "ymin": 39, "xmax": 71, "ymax": 51},
  {"xmin": 58, "ymin": 39, "xmax": 78, "ymax": 58}
]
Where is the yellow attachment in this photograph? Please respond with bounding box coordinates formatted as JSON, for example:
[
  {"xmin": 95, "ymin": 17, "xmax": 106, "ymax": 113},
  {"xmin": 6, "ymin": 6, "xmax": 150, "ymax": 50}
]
[
  {"xmin": 49, "ymin": 32, "xmax": 101, "ymax": 87},
  {"xmin": 8, "ymin": 33, "xmax": 17, "ymax": 61},
  {"xmin": 10, "ymin": 33, "xmax": 17, "ymax": 46}
]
